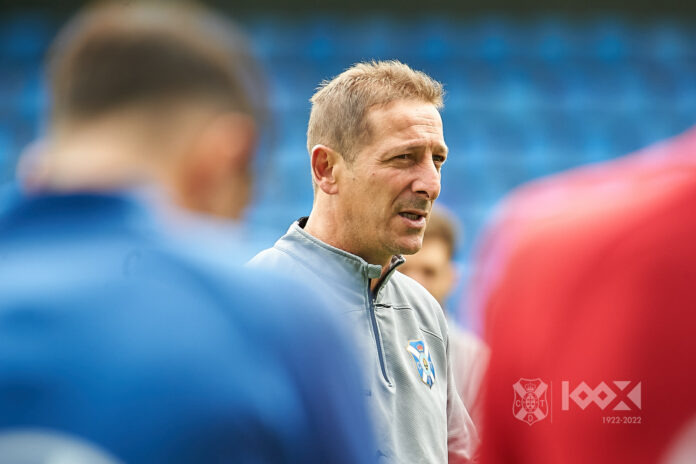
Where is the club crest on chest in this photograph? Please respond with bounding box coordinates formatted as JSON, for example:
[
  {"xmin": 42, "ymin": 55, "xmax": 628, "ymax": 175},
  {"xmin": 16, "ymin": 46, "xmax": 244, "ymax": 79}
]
[{"xmin": 407, "ymin": 340, "xmax": 435, "ymax": 388}]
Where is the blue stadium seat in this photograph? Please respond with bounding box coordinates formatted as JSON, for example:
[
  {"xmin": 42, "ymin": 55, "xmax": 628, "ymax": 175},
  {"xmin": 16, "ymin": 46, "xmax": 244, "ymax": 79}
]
[
  {"xmin": 0, "ymin": 12, "xmax": 55, "ymax": 62},
  {"xmin": 585, "ymin": 17, "xmax": 633, "ymax": 61},
  {"xmin": 640, "ymin": 20, "xmax": 693, "ymax": 62},
  {"xmin": 527, "ymin": 16, "xmax": 577, "ymax": 61}
]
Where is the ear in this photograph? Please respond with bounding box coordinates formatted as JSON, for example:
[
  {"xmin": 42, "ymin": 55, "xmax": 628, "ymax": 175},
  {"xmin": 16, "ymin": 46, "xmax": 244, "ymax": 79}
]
[
  {"xmin": 310, "ymin": 144, "xmax": 342, "ymax": 195},
  {"xmin": 194, "ymin": 113, "xmax": 256, "ymax": 175},
  {"xmin": 176, "ymin": 113, "xmax": 257, "ymax": 218}
]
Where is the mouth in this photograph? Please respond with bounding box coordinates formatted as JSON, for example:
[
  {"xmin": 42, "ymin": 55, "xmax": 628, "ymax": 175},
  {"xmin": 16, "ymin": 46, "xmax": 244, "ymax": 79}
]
[{"xmin": 398, "ymin": 211, "xmax": 427, "ymax": 227}]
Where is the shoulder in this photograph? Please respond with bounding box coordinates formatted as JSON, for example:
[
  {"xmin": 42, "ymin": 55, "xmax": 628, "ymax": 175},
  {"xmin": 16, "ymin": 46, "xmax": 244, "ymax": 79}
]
[
  {"xmin": 246, "ymin": 225, "xmax": 313, "ymax": 271},
  {"xmin": 246, "ymin": 242, "xmax": 330, "ymax": 293},
  {"xmin": 473, "ymin": 132, "xmax": 696, "ymax": 315},
  {"xmin": 488, "ymin": 128, "xmax": 696, "ymax": 259},
  {"xmin": 496, "ymin": 158, "xmax": 696, "ymax": 282},
  {"xmin": 247, "ymin": 245, "xmax": 290, "ymax": 268},
  {"xmin": 391, "ymin": 270, "xmax": 440, "ymax": 306},
  {"xmin": 390, "ymin": 270, "xmax": 449, "ymax": 342},
  {"xmin": 174, "ymin": 252, "xmax": 342, "ymax": 344},
  {"xmin": 478, "ymin": 130, "xmax": 696, "ymax": 349}
]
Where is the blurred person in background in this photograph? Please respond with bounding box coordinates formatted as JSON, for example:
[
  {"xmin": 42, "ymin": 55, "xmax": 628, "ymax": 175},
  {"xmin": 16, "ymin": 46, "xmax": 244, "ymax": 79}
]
[
  {"xmin": 398, "ymin": 206, "xmax": 489, "ymax": 427},
  {"xmin": 250, "ymin": 60, "xmax": 478, "ymax": 463},
  {"xmin": 16, "ymin": 0, "xmax": 273, "ymax": 262},
  {"xmin": 473, "ymin": 126, "xmax": 696, "ymax": 463},
  {"xmin": 0, "ymin": 2, "xmax": 376, "ymax": 463}
]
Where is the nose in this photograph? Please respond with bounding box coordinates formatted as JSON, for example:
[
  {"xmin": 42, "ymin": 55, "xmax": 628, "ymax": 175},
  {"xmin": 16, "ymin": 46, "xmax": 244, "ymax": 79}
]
[{"xmin": 412, "ymin": 158, "xmax": 441, "ymax": 200}]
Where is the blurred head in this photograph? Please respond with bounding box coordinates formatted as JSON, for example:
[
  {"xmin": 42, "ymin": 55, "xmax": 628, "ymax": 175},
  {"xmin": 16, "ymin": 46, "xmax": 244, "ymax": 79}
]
[
  {"xmin": 307, "ymin": 61, "xmax": 446, "ymax": 266},
  {"xmin": 38, "ymin": 1, "xmax": 266, "ymax": 219},
  {"xmin": 398, "ymin": 207, "xmax": 458, "ymax": 305}
]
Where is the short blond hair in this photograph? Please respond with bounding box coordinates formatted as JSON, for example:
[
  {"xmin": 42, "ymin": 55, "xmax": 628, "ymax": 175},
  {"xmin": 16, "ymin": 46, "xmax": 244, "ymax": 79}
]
[{"xmin": 307, "ymin": 60, "xmax": 444, "ymax": 162}]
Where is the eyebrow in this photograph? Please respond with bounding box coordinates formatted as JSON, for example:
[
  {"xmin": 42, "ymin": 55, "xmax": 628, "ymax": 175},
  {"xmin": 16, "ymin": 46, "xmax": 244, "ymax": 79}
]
[{"xmin": 388, "ymin": 142, "xmax": 449, "ymax": 156}]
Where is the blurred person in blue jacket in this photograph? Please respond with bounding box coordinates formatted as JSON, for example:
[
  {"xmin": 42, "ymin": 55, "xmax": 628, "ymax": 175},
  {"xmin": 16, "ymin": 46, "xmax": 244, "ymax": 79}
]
[{"xmin": 0, "ymin": 2, "xmax": 375, "ymax": 463}]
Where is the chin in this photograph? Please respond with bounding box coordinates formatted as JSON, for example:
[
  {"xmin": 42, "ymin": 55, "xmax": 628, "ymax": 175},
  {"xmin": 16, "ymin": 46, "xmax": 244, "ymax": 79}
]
[{"xmin": 392, "ymin": 238, "xmax": 423, "ymax": 256}]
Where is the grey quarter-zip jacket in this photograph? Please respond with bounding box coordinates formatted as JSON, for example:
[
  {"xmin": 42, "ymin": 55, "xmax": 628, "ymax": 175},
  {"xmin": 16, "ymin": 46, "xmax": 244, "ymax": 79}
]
[{"xmin": 248, "ymin": 218, "xmax": 479, "ymax": 463}]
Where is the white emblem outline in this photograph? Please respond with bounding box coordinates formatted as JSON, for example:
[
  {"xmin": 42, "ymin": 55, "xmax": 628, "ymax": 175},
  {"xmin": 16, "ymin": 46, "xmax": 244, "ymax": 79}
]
[{"xmin": 512, "ymin": 378, "xmax": 549, "ymax": 426}]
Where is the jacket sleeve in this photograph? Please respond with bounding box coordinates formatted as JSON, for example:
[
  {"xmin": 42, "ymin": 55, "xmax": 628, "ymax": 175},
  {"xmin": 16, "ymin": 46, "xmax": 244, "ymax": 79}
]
[{"xmin": 444, "ymin": 319, "xmax": 481, "ymax": 462}]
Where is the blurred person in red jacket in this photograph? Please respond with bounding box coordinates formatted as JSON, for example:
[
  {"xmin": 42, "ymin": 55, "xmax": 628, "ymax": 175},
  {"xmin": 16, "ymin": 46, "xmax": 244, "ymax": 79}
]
[{"xmin": 472, "ymin": 126, "xmax": 696, "ymax": 463}]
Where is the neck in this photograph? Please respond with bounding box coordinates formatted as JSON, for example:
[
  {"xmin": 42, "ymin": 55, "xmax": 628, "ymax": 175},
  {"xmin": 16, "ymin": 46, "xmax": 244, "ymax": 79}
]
[
  {"xmin": 39, "ymin": 139, "xmax": 152, "ymax": 193},
  {"xmin": 304, "ymin": 199, "xmax": 394, "ymax": 285},
  {"xmin": 34, "ymin": 117, "xmax": 170, "ymax": 194}
]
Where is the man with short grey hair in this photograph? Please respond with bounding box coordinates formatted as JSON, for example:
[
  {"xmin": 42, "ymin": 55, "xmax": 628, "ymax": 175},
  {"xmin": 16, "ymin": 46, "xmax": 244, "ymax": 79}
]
[{"xmin": 250, "ymin": 60, "xmax": 479, "ymax": 463}]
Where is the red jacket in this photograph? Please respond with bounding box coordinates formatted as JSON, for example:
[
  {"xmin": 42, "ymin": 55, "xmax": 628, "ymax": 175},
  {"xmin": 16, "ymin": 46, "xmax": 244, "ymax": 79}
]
[{"xmin": 473, "ymin": 127, "xmax": 696, "ymax": 463}]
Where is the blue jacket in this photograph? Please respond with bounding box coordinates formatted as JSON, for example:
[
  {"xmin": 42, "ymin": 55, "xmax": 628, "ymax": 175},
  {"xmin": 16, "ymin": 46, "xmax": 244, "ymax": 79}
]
[{"xmin": 0, "ymin": 191, "xmax": 376, "ymax": 464}]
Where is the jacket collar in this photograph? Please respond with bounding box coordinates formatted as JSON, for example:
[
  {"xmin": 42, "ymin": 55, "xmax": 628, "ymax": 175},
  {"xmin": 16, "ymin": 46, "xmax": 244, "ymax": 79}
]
[{"xmin": 276, "ymin": 217, "xmax": 405, "ymax": 295}]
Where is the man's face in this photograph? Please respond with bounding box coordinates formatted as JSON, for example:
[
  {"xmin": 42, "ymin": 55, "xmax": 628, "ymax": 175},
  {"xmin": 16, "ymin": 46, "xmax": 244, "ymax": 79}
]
[
  {"xmin": 336, "ymin": 99, "xmax": 447, "ymax": 265},
  {"xmin": 398, "ymin": 237, "xmax": 455, "ymax": 305}
]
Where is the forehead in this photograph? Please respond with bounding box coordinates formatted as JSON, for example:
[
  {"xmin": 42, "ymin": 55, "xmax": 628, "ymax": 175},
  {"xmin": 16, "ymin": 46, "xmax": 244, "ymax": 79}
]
[{"xmin": 362, "ymin": 99, "xmax": 445, "ymax": 153}]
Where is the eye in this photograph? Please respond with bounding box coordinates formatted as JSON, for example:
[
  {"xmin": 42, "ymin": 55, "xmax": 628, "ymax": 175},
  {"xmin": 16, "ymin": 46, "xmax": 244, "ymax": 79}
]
[
  {"xmin": 433, "ymin": 154, "xmax": 446, "ymax": 164},
  {"xmin": 394, "ymin": 153, "xmax": 410, "ymax": 160}
]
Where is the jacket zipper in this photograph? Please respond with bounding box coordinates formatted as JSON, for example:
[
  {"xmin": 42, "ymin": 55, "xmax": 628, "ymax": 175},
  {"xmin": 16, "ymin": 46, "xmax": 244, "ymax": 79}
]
[
  {"xmin": 368, "ymin": 295, "xmax": 391, "ymax": 386},
  {"xmin": 368, "ymin": 271, "xmax": 395, "ymax": 386}
]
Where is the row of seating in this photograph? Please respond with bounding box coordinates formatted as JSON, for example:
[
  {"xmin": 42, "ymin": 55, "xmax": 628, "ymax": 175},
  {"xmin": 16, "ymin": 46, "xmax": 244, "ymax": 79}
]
[
  {"xmin": 2, "ymin": 13, "xmax": 694, "ymax": 61},
  {"xmin": 0, "ymin": 13, "xmax": 694, "ymax": 269}
]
